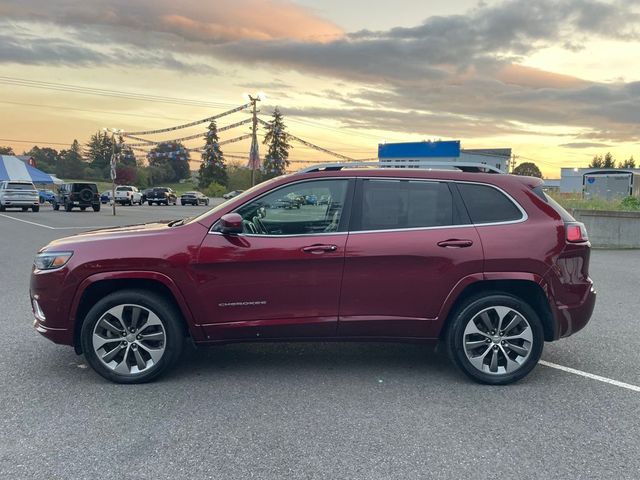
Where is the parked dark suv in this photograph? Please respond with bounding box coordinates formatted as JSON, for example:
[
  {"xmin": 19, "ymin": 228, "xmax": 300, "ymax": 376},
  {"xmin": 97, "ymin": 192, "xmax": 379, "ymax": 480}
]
[
  {"xmin": 53, "ymin": 183, "xmax": 100, "ymax": 212},
  {"xmin": 30, "ymin": 168, "xmax": 595, "ymax": 384}
]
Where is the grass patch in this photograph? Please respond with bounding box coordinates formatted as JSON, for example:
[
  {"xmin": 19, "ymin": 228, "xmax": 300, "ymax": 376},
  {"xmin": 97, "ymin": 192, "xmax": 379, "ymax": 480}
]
[{"xmin": 549, "ymin": 192, "xmax": 640, "ymax": 212}]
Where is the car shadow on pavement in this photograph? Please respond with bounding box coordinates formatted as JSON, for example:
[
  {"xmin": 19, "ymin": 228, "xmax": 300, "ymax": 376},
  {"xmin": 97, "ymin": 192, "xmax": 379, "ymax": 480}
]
[{"xmin": 164, "ymin": 341, "xmax": 464, "ymax": 383}]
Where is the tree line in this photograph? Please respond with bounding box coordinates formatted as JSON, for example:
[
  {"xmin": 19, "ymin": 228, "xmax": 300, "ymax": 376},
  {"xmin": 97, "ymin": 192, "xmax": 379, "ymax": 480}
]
[
  {"xmin": 588, "ymin": 152, "xmax": 635, "ymax": 169},
  {"xmin": 0, "ymin": 108, "xmax": 292, "ymax": 193}
]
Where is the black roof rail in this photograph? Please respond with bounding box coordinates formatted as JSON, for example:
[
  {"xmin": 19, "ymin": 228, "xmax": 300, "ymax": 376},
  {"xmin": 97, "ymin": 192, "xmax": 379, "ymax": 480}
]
[{"xmin": 297, "ymin": 161, "xmax": 505, "ymax": 174}]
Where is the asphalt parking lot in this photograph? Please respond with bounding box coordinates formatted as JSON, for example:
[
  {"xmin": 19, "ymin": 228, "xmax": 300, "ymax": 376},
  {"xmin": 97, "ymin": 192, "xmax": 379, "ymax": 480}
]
[{"xmin": 1, "ymin": 204, "xmax": 639, "ymax": 479}]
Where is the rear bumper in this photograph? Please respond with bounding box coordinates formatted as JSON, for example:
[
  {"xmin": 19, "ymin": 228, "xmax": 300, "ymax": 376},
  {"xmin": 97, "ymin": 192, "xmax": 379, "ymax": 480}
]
[
  {"xmin": 549, "ymin": 278, "xmax": 596, "ymax": 339},
  {"xmin": 1, "ymin": 199, "xmax": 39, "ymax": 206}
]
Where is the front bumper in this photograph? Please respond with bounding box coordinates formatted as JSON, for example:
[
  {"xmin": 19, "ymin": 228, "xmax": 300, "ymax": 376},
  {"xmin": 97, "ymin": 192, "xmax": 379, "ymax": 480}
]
[{"xmin": 33, "ymin": 319, "xmax": 72, "ymax": 345}]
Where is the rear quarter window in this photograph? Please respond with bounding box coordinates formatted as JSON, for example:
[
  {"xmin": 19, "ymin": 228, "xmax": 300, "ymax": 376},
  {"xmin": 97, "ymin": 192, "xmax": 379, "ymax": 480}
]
[{"xmin": 457, "ymin": 183, "xmax": 523, "ymax": 224}]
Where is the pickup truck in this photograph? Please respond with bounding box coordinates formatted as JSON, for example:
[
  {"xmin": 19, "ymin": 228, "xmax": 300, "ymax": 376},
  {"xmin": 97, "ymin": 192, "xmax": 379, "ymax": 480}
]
[
  {"xmin": 146, "ymin": 187, "xmax": 177, "ymax": 206},
  {"xmin": 114, "ymin": 185, "xmax": 143, "ymax": 206},
  {"xmin": 0, "ymin": 181, "xmax": 40, "ymax": 212}
]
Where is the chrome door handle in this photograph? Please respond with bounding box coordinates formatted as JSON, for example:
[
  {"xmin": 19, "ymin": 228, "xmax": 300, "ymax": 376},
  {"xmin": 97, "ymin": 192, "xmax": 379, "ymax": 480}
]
[
  {"xmin": 437, "ymin": 239, "xmax": 473, "ymax": 248},
  {"xmin": 302, "ymin": 244, "xmax": 338, "ymax": 254}
]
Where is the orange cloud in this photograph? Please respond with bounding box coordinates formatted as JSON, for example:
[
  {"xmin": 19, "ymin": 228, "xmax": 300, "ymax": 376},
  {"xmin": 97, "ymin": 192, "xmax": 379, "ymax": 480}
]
[{"xmin": 497, "ymin": 64, "xmax": 587, "ymax": 89}]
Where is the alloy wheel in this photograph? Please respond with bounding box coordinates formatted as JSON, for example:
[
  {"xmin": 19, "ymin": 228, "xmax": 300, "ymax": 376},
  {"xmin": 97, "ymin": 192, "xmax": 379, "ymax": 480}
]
[
  {"xmin": 92, "ymin": 304, "xmax": 166, "ymax": 375},
  {"xmin": 463, "ymin": 306, "xmax": 533, "ymax": 375}
]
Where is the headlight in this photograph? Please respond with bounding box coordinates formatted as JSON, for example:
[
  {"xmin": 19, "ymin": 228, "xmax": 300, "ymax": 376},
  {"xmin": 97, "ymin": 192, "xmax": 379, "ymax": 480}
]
[{"xmin": 34, "ymin": 251, "xmax": 73, "ymax": 270}]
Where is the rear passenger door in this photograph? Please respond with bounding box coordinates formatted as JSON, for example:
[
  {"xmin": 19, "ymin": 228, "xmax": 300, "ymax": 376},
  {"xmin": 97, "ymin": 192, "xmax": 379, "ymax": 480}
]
[{"xmin": 338, "ymin": 178, "xmax": 484, "ymax": 338}]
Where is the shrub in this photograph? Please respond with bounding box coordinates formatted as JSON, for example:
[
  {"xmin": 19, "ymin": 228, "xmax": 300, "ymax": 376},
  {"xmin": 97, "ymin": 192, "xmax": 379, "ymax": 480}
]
[
  {"xmin": 203, "ymin": 182, "xmax": 226, "ymax": 198},
  {"xmin": 620, "ymin": 196, "xmax": 640, "ymax": 210}
]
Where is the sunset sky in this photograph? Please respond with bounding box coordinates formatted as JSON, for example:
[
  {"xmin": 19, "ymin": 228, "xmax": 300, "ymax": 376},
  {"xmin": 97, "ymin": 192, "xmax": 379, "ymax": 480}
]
[{"xmin": 1, "ymin": 0, "xmax": 639, "ymax": 177}]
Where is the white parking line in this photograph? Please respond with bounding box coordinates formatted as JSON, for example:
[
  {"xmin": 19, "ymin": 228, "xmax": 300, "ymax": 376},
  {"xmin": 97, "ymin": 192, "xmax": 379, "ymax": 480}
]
[
  {"xmin": 0, "ymin": 213, "xmax": 108, "ymax": 230},
  {"xmin": 540, "ymin": 360, "xmax": 640, "ymax": 393}
]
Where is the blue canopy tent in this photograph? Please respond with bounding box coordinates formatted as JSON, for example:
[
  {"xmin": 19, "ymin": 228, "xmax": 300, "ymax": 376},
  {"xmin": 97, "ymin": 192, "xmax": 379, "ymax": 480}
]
[{"xmin": 0, "ymin": 155, "xmax": 56, "ymax": 184}]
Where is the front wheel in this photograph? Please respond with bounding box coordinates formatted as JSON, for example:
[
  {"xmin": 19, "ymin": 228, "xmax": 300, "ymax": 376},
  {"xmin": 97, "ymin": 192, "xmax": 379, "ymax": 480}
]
[
  {"xmin": 446, "ymin": 293, "xmax": 544, "ymax": 385},
  {"xmin": 80, "ymin": 290, "xmax": 185, "ymax": 384}
]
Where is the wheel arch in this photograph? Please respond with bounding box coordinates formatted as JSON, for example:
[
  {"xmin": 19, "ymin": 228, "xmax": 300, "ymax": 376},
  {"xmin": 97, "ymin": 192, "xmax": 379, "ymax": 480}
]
[
  {"xmin": 71, "ymin": 272, "xmax": 200, "ymax": 354},
  {"xmin": 439, "ymin": 275, "xmax": 556, "ymax": 342}
]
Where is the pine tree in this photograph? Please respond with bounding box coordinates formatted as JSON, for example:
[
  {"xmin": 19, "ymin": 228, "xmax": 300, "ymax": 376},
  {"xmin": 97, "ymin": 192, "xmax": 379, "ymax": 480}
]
[
  {"xmin": 262, "ymin": 108, "xmax": 291, "ymax": 178},
  {"xmin": 589, "ymin": 154, "xmax": 604, "ymax": 168},
  {"xmin": 603, "ymin": 152, "xmax": 616, "ymax": 168},
  {"xmin": 199, "ymin": 121, "xmax": 227, "ymax": 188},
  {"xmin": 57, "ymin": 140, "xmax": 85, "ymax": 178},
  {"xmin": 85, "ymin": 131, "xmax": 115, "ymax": 179},
  {"xmin": 621, "ymin": 156, "xmax": 636, "ymax": 169}
]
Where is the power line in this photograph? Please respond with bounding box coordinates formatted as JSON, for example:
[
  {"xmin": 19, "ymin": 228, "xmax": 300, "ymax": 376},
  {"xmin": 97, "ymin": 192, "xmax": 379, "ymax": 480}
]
[
  {"xmin": 0, "ymin": 137, "xmax": 70, "ymax": 147},
  {"xmin": 0, "ymin": 76, "xmax": 239, "ymax": 109},
  {"xmin": 0, "ymin": 100, "xmax": 192, "ymax": 123}
]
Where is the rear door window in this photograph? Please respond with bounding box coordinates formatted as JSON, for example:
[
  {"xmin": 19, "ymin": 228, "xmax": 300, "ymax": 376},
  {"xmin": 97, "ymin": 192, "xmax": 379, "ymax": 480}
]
[
  {"xmin": 7, "ymin": 182, "xmax": 35, "ymax": 190},
  {"xmin": 353, "ymin": 179, "xmax": 456, "ymax": 231},
  {"xmin": 457, "ymin": 183, "xmax": 523, "ymax": 224}
]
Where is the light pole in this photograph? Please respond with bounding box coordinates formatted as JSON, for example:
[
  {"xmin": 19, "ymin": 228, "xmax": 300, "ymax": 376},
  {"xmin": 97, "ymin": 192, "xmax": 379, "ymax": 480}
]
[{"xmin": 102, "ymin": 127, "xmax": 123, "ymax": 216}]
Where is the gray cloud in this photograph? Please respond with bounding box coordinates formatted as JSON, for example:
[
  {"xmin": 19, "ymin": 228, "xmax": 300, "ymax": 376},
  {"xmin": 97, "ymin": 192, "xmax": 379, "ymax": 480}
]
[
  {"xmin": 1, "ymin": 0, "xmax": 639, "ymax": 144},
  {"xmin": 0, "ymin": 24, "xmax": 218, "ymax": 73}
]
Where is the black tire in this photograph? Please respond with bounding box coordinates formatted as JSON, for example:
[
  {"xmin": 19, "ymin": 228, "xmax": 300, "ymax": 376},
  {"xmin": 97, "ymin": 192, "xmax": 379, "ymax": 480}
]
[
  {"xmin": 0, "ymin": 204, "xmax": 4, "ymax": 212},
  {"xmin": 80, "ymin": 289, "xmax": 185, "ymax": 384},
  {"xmin": 65, "ymin": 201, "xmax": 73, "ymax": 212},
  {"xmin": 93, "ymin": 204, "xmax": 100, "ymax": 212},
  {"xmin": 32, "ymin": 205, "xmax": 39, "ymax": 212},
  {"xmin": 446, "ymin": 293, "xmax": 544, "ymax": 385},
  {"xmin": 148, "ymin": 201, "xmax": 153, "ymax": 206},
  {"xmin": 53, "ymin": 202, "xmax": 59, "ymax": 211}
]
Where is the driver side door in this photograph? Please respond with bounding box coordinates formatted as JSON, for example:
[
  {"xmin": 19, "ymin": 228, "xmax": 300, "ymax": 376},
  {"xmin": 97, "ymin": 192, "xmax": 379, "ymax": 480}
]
[{"xmin": 195, "ymin": 178, "xmax": 354, "ymax": 341}]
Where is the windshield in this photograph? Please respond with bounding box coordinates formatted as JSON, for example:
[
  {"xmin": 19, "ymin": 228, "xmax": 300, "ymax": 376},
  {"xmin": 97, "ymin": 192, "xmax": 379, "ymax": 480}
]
[
  {"xmin": 116, "ymin": 186, "xmax": 132, "ymax": 191},
  {"xmin": 7, "ymin": 182, "xmax": 35, "ymax": 190}
]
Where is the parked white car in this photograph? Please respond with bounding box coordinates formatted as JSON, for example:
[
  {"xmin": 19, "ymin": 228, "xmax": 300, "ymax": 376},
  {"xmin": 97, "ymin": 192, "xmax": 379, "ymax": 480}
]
[
  {"xmin": 114, "ymin": 185, "xmax": 143, "ymax": 206},
  {"xmin": 0, "ymin": 181, "xmax": 40, "ymax": 212}
]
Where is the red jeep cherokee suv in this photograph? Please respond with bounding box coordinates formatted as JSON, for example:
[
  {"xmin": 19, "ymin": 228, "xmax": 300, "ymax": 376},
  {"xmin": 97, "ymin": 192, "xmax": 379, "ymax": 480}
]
[{"xmin": 30, "ymin": 168, "xmax": 595, "ymax": 384}]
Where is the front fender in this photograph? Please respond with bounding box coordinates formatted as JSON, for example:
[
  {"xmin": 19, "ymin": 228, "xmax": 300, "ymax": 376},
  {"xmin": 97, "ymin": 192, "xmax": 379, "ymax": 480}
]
[{"xmin": 70, "ymin": 270, "xmax": 204, "ymax": 342}]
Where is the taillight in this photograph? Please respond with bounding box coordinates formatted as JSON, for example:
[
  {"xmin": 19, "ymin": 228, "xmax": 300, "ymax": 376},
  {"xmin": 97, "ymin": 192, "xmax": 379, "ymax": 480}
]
[{"xmin": 566, "ymin": 222, "xmax": 588, "ymax": 243}]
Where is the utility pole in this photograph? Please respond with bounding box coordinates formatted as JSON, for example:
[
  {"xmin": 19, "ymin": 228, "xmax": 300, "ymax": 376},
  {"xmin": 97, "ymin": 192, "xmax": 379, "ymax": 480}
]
[
  {"xmin": 102, "ymin": 127, "xmax": 123, "ymax": 216},
  {"xmin": 248, "ymin": 94, "xmax": 262, "ymax": 186},
  {"xmin": 510, "ymin": 154, "xmax": 517, "ymax": 173}
]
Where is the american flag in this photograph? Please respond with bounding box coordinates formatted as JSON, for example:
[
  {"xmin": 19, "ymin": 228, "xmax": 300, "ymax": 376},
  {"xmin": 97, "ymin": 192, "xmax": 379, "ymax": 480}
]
[{"xmin": 247, "ymin": 134, "xmax": 260, "ymax": 170}]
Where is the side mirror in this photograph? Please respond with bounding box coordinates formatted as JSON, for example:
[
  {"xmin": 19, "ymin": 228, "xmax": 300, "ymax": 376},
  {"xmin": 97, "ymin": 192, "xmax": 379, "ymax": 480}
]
[{"xmin": 220, "ymin": 213, "xmax": 243, "ymax": 235}]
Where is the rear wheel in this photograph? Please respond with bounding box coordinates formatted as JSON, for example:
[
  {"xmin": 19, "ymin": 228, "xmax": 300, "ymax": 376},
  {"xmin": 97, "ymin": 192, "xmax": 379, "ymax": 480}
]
[
  {"xmin": 80, "ymin": 290, "xmax": 185, "ymax": 384},
  {"xmin": 446, "ymin": 293, "xmax": 544, "ymax": 385}
]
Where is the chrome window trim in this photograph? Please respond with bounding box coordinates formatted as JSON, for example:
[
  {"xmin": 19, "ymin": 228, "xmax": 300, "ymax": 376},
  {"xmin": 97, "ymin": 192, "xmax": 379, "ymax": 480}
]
[
  {"xmin": 208, "ymin": 177, "xmax": 354, "ymax": 235},
  {"xmin": 207, "ymin": 175, "xmax": 528, "ymax": 237}
]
